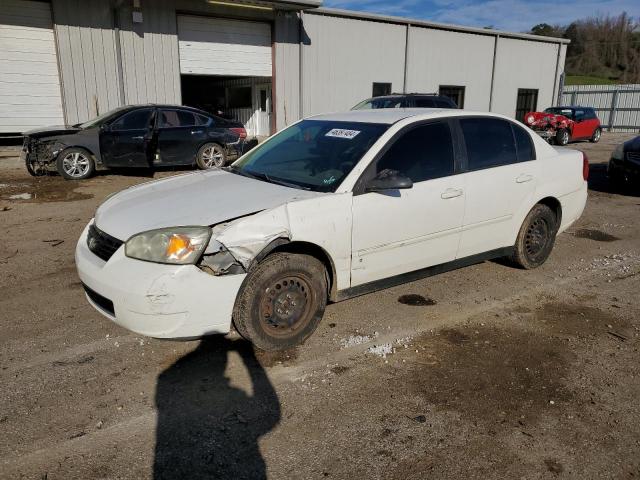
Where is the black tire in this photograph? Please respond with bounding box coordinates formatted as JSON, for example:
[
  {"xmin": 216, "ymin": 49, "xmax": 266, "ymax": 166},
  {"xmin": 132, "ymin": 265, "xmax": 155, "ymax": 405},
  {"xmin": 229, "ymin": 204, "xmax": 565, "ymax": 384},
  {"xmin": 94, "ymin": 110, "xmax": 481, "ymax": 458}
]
[
  {"xmin": 232, "ymin": 252, "xmax": 327, "ymax": 351},
  {"xmin": 510, "ymin": 204, "xmax": 558, "ymax": 270},
  {"xmin": 589, "ymin": 127, "xmax": 602, "ymax": 143},
  {"xmin": 56, "ymin": 147, "xmax": 95, "ymax": 180},
  {"xmin": 25, "ymin": 155, "xmax": 47, "ymax": 177},
  {"xmin": 196, "ymin": 142, "xmax": 227, "ymax": 169},
  {"xmin": 555, "ymin": 129, "xmax": 569, "ymax": 146}
]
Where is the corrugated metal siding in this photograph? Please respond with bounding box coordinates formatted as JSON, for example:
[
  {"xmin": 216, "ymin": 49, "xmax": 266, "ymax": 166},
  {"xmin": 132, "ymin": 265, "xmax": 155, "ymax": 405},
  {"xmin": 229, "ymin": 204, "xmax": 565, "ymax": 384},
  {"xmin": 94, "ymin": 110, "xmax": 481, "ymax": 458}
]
[
  {"xmin": 273, "ymin": 11, "xmax": 300, "ymax": 130},
  {"xmin": 491, "ymin": 37, "xmax": 559, "ymax": 117},
  {"xmin": 561, "ymin": 84, "xmax": 640, "ymax": 132},
  {"xmin": 405, "ymin": 26, "xmax": 494, "ymax": 110},
  {"xmin": 0, "ymin": 0, "xmax": 64, "ymax": 132},
  {"xmin": 301, "ymin": 13, "xmax": 406, "ymax": 116},
  {"xmin": 118, "ymin": 0, "xmax": 181, "ymax": 106},
  {"xmin": 52, "ymin": 0, "xmax": 121, "ymax": 125},
  {"xmin": 177, "ymin": 15, "xmax": 272, "ymax": 76}
]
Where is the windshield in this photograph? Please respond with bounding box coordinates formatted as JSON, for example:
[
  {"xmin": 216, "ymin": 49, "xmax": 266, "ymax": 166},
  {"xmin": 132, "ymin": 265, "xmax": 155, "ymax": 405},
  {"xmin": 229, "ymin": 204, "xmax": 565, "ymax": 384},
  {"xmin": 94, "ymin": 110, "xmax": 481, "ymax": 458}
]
[
  {"xmin": 352, "ymin": 97, "xmax": 404, "ymax": 110},
  {"xmin": 544, "ymin": 107, "xmax": 575, "ymax": 119},
  {"xmin": 75, "ymin": 107, "xmax": 131, "ymax": 129},
  {"xmin": 230, "ymin": 120, "xmax": 389, "ymax": 192}
]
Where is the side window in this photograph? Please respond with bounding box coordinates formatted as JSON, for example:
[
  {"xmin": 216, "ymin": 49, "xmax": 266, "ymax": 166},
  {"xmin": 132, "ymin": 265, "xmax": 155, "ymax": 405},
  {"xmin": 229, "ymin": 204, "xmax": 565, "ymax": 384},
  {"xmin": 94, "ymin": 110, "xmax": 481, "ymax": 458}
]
[
  {"xmin": 376, "ymin": 122, "xmax": 455, "ymax": 183},
  {"xmin": 111, "ymin": 108, "xmax": 153, "ymax": 131},
  {"xmin": 159, "ymin": 109, "xmax": 196, "ymax": 128},
  {"xmin": 574, "ymin": 109, "xmax": 586, "ymax": 122},
  {"xmin": 195, "ymin": 113, "xmax": 211, "ymax": 126},
  {"xmin": 461, "ymin": 118, "xmax": 517, "ymax": 170},
  {"xmin": 413, "ymin": 97, "xmax": 436, "ymax": 108},
  {"xmin": 512, "ymin": 124, "xmax": 536, "ymax": 162}
]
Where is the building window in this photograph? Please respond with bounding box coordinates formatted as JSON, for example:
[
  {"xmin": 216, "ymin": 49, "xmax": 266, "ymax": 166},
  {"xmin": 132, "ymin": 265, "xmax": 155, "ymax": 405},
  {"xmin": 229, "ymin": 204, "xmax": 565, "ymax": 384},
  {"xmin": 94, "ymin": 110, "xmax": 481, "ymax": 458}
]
[
  {"xmin": 439, "ymin": 85, "xmax": 465, "ymax": 109},
  {"xmin": 372, "ymin": 83, "xmax": 392, "ymax": 97},
  {"xmin": 515, "ymin": 89, "xmax": 539, "ymax": 122}
]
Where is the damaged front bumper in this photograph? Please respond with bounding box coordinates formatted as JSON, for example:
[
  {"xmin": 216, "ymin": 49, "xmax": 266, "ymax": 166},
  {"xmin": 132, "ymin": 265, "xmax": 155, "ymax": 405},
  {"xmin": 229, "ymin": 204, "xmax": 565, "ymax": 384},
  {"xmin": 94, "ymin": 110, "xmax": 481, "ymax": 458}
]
[{"xmin": 75, "ymin": 222, "xmax": 246, "ymax": 339}]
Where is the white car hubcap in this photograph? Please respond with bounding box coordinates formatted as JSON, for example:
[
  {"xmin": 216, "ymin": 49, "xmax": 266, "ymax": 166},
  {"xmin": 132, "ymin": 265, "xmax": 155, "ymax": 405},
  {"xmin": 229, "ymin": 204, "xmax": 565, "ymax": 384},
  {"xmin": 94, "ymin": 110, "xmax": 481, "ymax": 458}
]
[
  {"xmin": 62, "ymin": 152, "xmax": 90, "ymax": 177},
  {"xmin": 202, "ymin": 146, "xmax": 224, "ymax": 168}
]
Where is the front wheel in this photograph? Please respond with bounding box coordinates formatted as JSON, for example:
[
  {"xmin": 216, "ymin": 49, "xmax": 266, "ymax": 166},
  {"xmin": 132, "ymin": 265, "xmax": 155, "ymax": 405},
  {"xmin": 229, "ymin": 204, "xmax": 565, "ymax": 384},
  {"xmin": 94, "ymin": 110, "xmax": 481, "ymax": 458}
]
[
  {"xmin": 56, "ymin": 148, "xmax": 95, "ymax": 180},
  {"xmin": 590, "ymin": 127, "xmax": 602, "ymax": 143},
  {"xmin": 196, "ymin": 143, "xmax": 227, "ymax": 169},
  {"xmin": 510, "ymin": 204, "xmax": 558, "ymax": 269},
  {"xmin": 555, "ymin": 129, "xmax": 570, "ymax": 146},
  {"xmin": 233, "ymin": 253, "xmax": 327, "ymax": 351}
]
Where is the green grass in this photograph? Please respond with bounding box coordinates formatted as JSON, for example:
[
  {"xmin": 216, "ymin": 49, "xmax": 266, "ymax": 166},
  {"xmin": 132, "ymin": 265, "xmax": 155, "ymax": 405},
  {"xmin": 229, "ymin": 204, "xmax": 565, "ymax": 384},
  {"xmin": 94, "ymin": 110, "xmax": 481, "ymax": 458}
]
[{"xmin": 564, "ymin": 75, "xmax": 618, "ymax": 86}]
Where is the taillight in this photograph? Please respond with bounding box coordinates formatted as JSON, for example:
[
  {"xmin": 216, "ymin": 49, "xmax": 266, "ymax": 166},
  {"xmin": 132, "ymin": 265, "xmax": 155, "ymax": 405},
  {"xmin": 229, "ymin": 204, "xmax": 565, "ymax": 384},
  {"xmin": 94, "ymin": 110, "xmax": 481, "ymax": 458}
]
[
  {"xmin": 582, "ymin": 151, "xmax": 589, "ymax": 181},
  {"xmin": 230, "ymin": 127, "xmax": 247, "ymax": 139}
]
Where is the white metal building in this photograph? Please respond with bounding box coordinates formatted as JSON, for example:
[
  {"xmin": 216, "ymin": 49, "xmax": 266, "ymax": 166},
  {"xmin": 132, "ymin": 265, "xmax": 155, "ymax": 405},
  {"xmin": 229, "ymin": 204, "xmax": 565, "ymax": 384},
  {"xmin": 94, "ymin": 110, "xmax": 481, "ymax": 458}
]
[{"xmin": 0, "ymin": 0, "xmax": 569, "ymax": 137}]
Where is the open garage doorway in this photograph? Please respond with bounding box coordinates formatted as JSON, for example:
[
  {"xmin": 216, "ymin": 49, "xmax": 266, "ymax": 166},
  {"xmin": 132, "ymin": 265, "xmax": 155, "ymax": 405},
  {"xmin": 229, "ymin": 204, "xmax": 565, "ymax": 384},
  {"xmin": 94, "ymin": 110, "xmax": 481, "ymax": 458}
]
[
  {"xmin": 181, "ymin": 75, "xmax": 272, "ymax": 139},
  {"xmin": 177, "ymin": 15, "xmax": 273, "ymax": 140}
]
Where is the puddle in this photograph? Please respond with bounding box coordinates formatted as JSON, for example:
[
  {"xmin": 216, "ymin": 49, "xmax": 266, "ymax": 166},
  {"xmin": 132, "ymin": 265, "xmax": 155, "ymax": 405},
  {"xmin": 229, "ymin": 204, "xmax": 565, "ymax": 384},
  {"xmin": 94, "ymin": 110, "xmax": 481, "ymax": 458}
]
[
  {"xmin": 572, "ymin": 228, "xmax": 620, "ymax": 242},
  {"xmin": 398, "ymin": 294, "xmax": 437, "ymax": 306},
  {"xmin": 0, "ymin": 177, "xmax": 93, "ymax": 203}
]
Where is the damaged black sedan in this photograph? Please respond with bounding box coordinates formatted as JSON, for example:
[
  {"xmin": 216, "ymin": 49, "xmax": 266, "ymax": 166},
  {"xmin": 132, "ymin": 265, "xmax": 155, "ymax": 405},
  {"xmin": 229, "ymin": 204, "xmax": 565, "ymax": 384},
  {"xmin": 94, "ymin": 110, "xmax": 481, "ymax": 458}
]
[{"xmin": 22, "ymin": 105, "xmax": 247, "ymax": 180}]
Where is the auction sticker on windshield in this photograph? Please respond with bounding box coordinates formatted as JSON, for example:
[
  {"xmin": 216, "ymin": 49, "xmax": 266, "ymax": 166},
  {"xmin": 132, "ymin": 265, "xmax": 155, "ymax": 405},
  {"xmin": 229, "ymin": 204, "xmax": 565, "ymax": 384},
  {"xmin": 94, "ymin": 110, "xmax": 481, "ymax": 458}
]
[{"xmin": 325, "ymin": 129, "xmax": 361, "ymax": 140}]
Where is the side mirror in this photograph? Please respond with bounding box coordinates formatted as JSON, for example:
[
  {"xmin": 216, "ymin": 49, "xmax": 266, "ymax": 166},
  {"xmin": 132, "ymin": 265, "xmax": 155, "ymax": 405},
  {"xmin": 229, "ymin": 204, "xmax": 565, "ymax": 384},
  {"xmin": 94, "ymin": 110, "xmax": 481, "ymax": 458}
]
[
  {"xmin": 100, "ymin": 123, "xmax": 111, "ymax": 132},
  {"xmin": 365, "ymin": 169, "xmax": 413, "ymax": 193}
]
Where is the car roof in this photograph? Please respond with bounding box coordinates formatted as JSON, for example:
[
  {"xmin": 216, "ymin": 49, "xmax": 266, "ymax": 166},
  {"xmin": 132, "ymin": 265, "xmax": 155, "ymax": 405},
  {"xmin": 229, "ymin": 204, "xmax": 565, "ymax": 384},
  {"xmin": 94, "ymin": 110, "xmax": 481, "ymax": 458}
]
[{"xmin": 308, "ymin": 108, "xmax": 501, "ymax": 125}]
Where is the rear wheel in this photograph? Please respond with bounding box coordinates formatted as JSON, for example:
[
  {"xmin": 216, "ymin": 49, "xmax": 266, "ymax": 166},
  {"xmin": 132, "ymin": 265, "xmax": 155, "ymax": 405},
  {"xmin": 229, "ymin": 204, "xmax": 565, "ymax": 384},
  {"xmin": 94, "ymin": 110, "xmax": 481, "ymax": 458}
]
[
  {"xmin": 56, "ymin": 147, "xmax": 95, "ymax": 180},
  {"xmin": 590, "ymin": 127, "xmax": 602, "ymax": 143},
  {"xmin": 233, "ymin": 253, "xmax": 327, "ymax": 351},
  {"xmin": 196, "ymin": 143, "xmax": 226, "ymax": 169},
  {"xmin": 555, "ymin": 129, "xmax": 569, "ymax": 146},
  {"xmin": 510, "ymin": 204, "xmax": 558, "ymax": 269}
]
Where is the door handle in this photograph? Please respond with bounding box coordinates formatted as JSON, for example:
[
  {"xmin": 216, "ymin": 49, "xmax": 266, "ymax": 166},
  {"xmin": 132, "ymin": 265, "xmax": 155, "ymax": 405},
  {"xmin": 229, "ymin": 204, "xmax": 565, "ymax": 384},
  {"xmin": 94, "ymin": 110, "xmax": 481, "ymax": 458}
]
[
  {"xmin": 191, "ymin": 130, "xmax": 203, "ymax": 135},
  {"xmin": 516, "ymin": 174, "xmax": 534, "ymax": 183},
  {"xmin": 441, "ymin": 188, "xmax": 463, "ymax": 199}
]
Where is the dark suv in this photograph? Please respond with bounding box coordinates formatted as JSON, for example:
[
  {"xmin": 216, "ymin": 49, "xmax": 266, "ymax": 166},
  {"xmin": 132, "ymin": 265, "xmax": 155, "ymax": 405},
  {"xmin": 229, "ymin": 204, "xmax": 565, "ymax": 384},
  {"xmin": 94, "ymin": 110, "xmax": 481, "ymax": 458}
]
[{"xmin": 352, "ymin": 93, "xmax": 458, "ymax": 110}]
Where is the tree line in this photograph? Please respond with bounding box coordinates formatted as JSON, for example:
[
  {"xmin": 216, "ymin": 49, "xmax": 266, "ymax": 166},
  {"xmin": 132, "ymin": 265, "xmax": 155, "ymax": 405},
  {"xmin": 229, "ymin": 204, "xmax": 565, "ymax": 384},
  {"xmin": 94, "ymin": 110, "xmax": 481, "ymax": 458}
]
[{"xmin": 530, "ymin": 13, "xmax": 640, "ymax": 84}]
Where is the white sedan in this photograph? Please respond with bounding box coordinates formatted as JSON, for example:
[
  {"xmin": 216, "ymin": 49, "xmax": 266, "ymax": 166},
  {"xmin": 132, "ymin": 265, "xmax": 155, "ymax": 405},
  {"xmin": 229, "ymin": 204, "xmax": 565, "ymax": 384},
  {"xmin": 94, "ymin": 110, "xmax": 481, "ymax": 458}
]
[{"xmin": 75, "ymin": 109, "xmax": 588, "ymax": 350}]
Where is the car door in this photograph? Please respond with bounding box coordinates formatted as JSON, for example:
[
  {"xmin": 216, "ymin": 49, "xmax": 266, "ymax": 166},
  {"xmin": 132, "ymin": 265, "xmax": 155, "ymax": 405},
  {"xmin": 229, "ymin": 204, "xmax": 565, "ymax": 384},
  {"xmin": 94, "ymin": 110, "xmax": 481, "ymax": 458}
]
[
  {"xmin": 99, "ymin": 108, "xmax": 155, "ymax": 167},
  {"xmin": 456, "ymin": 117, "xmax": 538, "ymax": 259},
  {"xmin": 155, "ymin": 109, "xmax": 207, "ymax": 165},
  {"xmin": 351, "ymin": 120, "xmax": 465, "ymax": 286},
  {"xmin": 572, "ymin": 109, "xmax": 591, "ymax": 139}
]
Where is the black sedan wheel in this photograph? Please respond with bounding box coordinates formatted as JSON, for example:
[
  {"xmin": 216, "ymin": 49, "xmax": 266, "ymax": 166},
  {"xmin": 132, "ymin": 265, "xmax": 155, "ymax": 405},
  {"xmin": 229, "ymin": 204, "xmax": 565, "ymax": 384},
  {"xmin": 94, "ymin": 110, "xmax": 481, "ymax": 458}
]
[
  {"xmin": 233, "ymin": 253, "xmax": 327, "ymax": 351},
  {"xmin": 56, "ymin": 148, "xmax": 95, "ymax": 180},
  {"xmin": 196, "ymin": 143, "xmax": 227, "ymax": 169},
  {"xmin": 510, "ymin": 204, "xmax": 558, "ymax": 269}
]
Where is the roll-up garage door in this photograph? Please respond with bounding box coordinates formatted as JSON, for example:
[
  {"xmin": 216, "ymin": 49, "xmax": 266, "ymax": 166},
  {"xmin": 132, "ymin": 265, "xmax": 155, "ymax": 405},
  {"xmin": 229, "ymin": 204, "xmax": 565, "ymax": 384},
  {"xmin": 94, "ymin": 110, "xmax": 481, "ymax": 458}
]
[
  {"xmin": 0, "ymin": 0, "xmax": 65, "ymax": 133},
  {"xmin": 177, "ymin": 15, "xmax": 272, "ymax": 77}
]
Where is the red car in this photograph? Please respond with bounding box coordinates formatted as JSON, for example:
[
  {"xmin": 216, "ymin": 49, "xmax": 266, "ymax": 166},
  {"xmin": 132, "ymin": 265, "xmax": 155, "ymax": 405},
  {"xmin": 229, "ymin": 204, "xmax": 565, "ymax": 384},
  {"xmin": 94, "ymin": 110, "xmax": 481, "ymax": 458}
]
[{"xmin": 524, "ymin": 106, "xmax": 602, "ymax": 146}]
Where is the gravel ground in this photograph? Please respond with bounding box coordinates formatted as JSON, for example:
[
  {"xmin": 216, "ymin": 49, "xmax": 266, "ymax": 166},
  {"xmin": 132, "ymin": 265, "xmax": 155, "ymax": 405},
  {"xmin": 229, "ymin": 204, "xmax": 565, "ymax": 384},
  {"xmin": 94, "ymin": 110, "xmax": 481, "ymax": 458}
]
[{"xmin": 0, "ymin": 133, "xmax": 639, "ymax": 479}]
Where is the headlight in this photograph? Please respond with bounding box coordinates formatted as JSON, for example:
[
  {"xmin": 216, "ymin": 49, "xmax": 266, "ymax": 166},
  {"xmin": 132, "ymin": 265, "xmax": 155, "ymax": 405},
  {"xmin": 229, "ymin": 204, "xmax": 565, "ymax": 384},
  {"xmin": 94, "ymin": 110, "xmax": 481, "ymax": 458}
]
[
  {"xmin": 526, "ymin": 115, "xmax": 535, "ymax": 125},
  {"xmin": 125, "ymin": 227, "xmax": 212, "ymax": 265},
  {"xmin": 611, "ymin": 144, "xmax": 624, "ymax": 160}
]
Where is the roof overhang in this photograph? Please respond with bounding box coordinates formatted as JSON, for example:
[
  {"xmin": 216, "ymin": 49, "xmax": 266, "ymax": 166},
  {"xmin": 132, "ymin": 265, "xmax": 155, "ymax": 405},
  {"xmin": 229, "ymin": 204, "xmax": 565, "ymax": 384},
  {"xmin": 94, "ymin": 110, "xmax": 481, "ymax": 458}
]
[{"xmin": 204, "ymin": 0, "xmax": 322, "ymax": 10}]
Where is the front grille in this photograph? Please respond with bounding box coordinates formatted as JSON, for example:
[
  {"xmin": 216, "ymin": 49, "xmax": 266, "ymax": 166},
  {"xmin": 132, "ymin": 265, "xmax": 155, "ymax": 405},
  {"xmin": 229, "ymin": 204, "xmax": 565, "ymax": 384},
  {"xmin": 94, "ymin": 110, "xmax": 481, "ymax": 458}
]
[
  {"xmin": 83, "ymin": 284, "xmax": 115, "ymax": 316},
  {"xmin": 627, "ymin": 151, "xmax": 640, "ymax": 163},
  {"xmin": 87, "ymin": 224, "xmax": 123, "ymax": 262}
]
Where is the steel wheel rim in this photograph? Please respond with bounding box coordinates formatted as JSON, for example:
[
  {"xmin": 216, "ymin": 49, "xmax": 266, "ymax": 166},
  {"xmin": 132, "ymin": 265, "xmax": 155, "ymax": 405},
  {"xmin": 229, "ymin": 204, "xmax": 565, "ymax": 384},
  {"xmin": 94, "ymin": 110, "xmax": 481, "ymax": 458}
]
[
  {"xmin": 202, "ymin": 146, "xmax": 224, "ymax": 168},
  {"xmin": 62, "ymin": 152, "xmax": 90, "ymax": 177},
  {"xmin": 560, "ymin": 131, "xmax": 568, "ymax": 144},
  {"xmin": 524, "ymin": 217, "xmax": 550, "ymax": 259},
  {"xmin": 594, "ymin": 130, "xmax": 601, "ymax": 141},
  {"xmin": 259, "ymin": 275, "xmax": 314, "ymax": 338}
]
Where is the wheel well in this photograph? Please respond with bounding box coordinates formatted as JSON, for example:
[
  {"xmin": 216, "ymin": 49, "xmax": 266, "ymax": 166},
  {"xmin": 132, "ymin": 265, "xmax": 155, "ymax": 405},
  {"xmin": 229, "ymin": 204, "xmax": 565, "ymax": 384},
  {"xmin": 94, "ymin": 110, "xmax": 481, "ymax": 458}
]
[
  {"xmin": 538, "ymin": 197, "xmax": 562, "ymax": 227},
  {"xmin": 269, "ymin": 241, "xmax": 337, "ymax": 302}
]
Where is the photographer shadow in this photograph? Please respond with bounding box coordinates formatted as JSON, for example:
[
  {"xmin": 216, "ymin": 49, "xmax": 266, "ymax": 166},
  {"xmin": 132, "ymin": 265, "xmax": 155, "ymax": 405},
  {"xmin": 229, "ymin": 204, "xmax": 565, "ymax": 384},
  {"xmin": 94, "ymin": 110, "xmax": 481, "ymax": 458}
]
[{"xmin": 154, "ymin": 336, "xmax": 280, "ymax": 479}]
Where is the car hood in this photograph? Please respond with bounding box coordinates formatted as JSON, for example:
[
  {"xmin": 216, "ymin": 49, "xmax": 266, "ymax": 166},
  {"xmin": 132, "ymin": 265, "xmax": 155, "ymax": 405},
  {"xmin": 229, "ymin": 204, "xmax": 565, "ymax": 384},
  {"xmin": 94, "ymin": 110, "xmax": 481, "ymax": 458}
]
[
  {"xmin": 23, "ymin": 125, "xmax": 82, "ymax": 138},
  {"xmin": 94, "ymin": 170, "xmax": 322, "ymax": 240}
]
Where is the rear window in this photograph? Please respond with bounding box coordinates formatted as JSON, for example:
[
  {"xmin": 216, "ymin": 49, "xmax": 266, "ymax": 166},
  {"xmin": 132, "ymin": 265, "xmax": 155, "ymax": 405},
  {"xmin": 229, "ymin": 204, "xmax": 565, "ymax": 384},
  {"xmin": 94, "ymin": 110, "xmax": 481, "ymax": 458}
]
[{"xmin": 461, "ymin": 118, "xmax": 518, "ymax": 170}]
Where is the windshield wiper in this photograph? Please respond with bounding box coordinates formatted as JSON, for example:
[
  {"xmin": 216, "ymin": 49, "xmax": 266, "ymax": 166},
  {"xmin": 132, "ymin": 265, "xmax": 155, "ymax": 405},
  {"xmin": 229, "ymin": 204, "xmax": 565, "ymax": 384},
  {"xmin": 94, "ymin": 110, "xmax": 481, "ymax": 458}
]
[{"xmin": 224, "ymin": 166, "xmax": 311, "ymax": 191}]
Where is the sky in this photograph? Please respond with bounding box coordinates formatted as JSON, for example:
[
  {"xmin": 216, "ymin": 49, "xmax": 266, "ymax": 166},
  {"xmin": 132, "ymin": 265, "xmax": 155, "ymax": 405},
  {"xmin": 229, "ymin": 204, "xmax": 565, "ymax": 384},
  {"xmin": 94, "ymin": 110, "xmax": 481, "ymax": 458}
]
[{"xmin": 322, "ymin": 0, "xmax": 640, "ymax": 33}]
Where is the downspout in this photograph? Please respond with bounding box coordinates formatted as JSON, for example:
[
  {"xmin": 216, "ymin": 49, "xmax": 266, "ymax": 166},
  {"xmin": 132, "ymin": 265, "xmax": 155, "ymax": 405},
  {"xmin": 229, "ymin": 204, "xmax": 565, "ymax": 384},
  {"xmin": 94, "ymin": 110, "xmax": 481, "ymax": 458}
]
[
  {"xmin": 552, "ymin": 42, "xmax": 562, "ymax": 106},
  {"xmin": 113, "ymin": 7, "xmax": 126, "ymax": 105},
  {"xmin": 488, "ymin": 34, "xmax": 499, "ymax": 111},
  {"xmin": 403, "ymin": 24, "xmax": 410, "ymax": 93},
  {"xmin": 298, "ymin": 10, "xmax": 304, "ymax": 120}
]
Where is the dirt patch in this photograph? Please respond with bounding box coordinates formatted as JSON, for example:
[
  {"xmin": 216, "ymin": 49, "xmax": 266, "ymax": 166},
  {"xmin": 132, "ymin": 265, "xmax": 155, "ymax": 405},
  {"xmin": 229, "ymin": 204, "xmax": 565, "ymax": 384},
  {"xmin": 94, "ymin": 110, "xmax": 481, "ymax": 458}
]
[
  {"xmin": 256, "ymin": 347, "xmax": 299, "ymax": 368},
  {"xmin": 532, "ymin": 301, "xmax": 624, "ymax": 337},
  {"xmin": 0, "ymin": 176, "xmax": 92, "ymax": 203},
  {"xmin": 572, "ymin": 228, "xmax": 620, "ymax": 242},
  {"xmin": 398, "ymin": 294, "xmax": 437, "ymax": 306}
]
